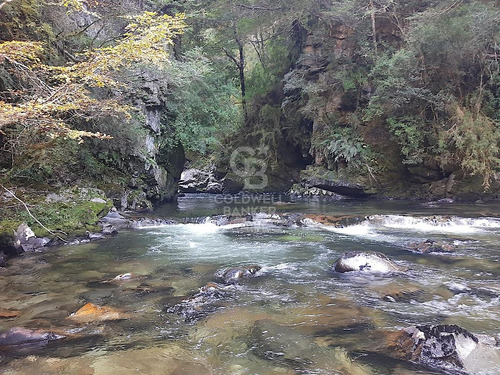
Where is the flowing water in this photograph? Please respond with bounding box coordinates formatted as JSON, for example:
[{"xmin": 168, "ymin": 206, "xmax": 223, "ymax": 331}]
[{"xmin": 1, "ymin": 195, "xmax": 500, "ymax": 374}]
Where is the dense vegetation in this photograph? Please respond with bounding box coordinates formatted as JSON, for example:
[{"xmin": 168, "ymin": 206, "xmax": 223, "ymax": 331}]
[{"xmin": 1, "ymin": 0, "xmax": 500, "ymax": 218}]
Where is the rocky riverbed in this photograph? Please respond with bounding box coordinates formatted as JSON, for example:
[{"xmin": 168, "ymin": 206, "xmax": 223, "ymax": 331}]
[{"xmin": 2, "ymin": 198, "xmax": 500, "ymax": 374}]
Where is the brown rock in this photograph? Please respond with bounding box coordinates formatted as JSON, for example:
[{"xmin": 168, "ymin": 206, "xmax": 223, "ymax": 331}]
[
  {"xmin": 408, "ymin": 240, "xmax": 457, "ymax": 254},
  {"xmin": 0, "ymin": 307, "xmax": 20, "ymax": 319},
  {"xmin": 373, "ymin": 283, "xmax": 424, "ymax": 302},
  {"xmin": 303, "ymin": 214, "xmax": 363, "ymax": 227},
  {"xmin": 68, "ymin": 302, "xmax": 127, "ymax": 324}
]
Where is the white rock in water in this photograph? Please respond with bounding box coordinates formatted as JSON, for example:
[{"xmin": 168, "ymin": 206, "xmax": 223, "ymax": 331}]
[
  {"xmin": 113, "ymin": 273, "xmax": 132, "ymax": 280},
  {"xmin": 334, "ymin": 252, "xmax": 405, "ymax": 274}
]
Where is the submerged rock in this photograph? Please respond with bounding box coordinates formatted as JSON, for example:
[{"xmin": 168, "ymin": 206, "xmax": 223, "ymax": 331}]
[
  {"xmin": 68, "ymin": 302, "xmax": 127, "ymax": 323},
  {"xmin": 408, "ymin": 239, "xmax": 457, "ymax": 253},
  {"xmin": 333, "ymin": 252, "xmax": 407, "ymax": 274},
  {"xmin": 167, "ymin": 283, "xmax": 233, "ymax": 324},
  {"xmin": 92, "ymin": 346, "xmax": 211, "ymax": 375},
  {"xmin": 380, "ymin": 285, "xmax": 424, "ymax": 303},
  {"xmin": 385, "ymin": 324, "xmax": 500, "ymax": 374},
  {"xmin": 218, "ymin": 265, "xmax": 262, "ymax": 284},
  {"xmin": 251, "ymin": 319, "xmax": 316, "ymax": 366},
  {"xmin": 0, "ymin": 327, "xmax": 65, "ymax": 346},
  {"xmin": 0, "ymin": 308, "xmax": 21, "ymax": 319},
  {"xmin": 99, "ymin": 272, "xmax": 135, "ymax": 284}
]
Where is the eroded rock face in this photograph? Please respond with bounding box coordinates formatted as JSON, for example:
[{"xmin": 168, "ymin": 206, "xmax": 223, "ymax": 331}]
[
  {"xmin": 179, "ymin": 168, "xmax": 210, "ymax": 193},
  {"xmin": 333, "ymin": 252, "xmax": 406, "ymax": 274}
]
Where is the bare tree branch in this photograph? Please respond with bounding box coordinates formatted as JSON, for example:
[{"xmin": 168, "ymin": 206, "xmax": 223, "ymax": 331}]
[
  {"xmin": 0, "ymin": 184, "xmax": 67, "ymax": 242},
  {"xmin": 236, "ymin": 3, "xmax": 283, "ymax": 11}
]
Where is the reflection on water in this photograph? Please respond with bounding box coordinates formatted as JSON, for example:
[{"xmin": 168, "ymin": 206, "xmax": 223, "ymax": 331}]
[{"xmin": 1, "ymin": 195, "xmax": 500, "ymax": 374}]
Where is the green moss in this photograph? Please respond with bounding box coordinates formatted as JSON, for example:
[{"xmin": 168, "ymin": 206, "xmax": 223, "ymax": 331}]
[
  {"xmin": 0, "ymin": 220, "xmax": 21, "ymax": 245},
  {"xmin": 0, "ymin": 187, "xmax": 113, "ymax": 242}
]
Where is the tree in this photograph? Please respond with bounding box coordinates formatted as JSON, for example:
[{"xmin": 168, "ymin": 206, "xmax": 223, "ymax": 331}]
[{"xmin": 0, "ymin": 1, "xmax": 186, "ymax": 166}]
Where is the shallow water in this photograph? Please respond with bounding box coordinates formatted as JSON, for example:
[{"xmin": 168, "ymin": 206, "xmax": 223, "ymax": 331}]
[{"xmin": 1, "ymin": 195, "xmax": 500, "ymax": 374}]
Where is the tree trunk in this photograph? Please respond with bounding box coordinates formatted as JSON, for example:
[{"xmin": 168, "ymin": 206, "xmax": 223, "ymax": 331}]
[
  {"xmin": 237, "ymin": 39, "xmax": 247, "ymax": 123},
  {"xmin": 370, "ymin": 0, "xmax": 377, "ymax": 54}
]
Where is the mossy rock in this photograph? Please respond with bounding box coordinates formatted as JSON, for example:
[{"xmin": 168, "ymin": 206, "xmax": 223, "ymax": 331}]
[{"xmin": 0, "ymin": 187, "xmax": 113, "ymax": 244}]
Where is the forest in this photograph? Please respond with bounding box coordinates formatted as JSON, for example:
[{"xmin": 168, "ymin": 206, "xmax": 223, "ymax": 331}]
[
  {"xmin": 0, "ymin": 0, "xmax": 498, "ymax": 238},
  {"xmin": 1, "ymin": 0, "xmax": 500, "ymax": 208}
]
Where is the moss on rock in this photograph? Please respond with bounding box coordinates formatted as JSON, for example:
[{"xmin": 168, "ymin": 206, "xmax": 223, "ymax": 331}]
[{"xmin": 0, "ymin": 187, "xmax": 113, "ymax": 245}]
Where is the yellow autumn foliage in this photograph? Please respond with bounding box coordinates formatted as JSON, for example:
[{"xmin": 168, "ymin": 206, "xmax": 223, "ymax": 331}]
[{"xmin": 0, "ymin": 7, "xmax": 185, "ymax": 145}]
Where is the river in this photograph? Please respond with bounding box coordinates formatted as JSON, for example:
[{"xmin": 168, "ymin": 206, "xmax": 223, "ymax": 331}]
[{"xmin": 1, "ymin": 194, "xmax": 500, "ymax": 374}]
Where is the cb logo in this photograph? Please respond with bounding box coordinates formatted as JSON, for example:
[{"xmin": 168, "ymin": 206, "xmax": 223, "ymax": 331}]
[{"xmin": 229, "ymin": 146, "xmax": 269, "ymax": 190}]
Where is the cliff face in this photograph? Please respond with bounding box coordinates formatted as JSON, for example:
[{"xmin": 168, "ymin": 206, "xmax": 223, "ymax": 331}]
[
  {"xmin": 262, "ymin": 14, "xmax": 500, "ymax": 200},
  {"xmin": 65, "ymin": 4, "xmax": 185, "ymax": 209},
  {"xmin": 3, "ymin": 1, "xmax": 185, "ymax": 210}
]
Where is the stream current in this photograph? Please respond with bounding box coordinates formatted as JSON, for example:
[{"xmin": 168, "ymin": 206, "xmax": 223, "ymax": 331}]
[{"xmin": 1, "ymin": 194, "xmax": 500, "ymax": 374}]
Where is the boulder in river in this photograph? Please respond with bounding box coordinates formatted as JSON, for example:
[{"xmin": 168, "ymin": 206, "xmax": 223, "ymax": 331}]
[
  {"xmin": 333, "ymin": 252, "xmax": 407, "ymax": 274},
  {"xmin": 13, "ymin": 223, "xmax": 51, "ymax": 253},
  {"xmin": 178, "ymin": 168, "xmax": 210, "ymax": 193},
  {"xmin": 218, "ymin": 265, "xmax": 262, "ymax": 283},
  {"xmin": 384, "ymin": 324, "xmax": 500, "ymax": 374},
  {"xmin": 98, "ymin": 209, "xmax": 131, "ymax": 235}
]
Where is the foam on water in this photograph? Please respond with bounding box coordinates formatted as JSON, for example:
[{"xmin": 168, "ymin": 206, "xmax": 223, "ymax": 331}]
[
  {"xmin": 368, "ymin": 215, "xmax": 500, "ymax": 234},
  {"xmin": 183, "ymin": 222, "xmax": 220, "ymax": 235},
  {"xmin": 323, "ymin": 223, "xmax": 398, "ymax": 243}
]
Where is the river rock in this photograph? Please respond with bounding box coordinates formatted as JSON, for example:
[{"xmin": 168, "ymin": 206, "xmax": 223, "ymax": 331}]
[
  {"xmin": 408, "ymin": 239, "xmax": 457, "ymax": 253},
  {"xmin": 98, "ymin": 209, "xmax": 131, "ymax": 235},
  {"xmin": 0, "ymin": 308, "xmax": 20, "ymax": 318},
  {"xmin": 385, "ymin": 324, "xmax": 500, "ymax": 374},
  {"xmin": 218, "ymin": 265, "xmax": 262, "ymax": 283},
  {"xmin": 167, "ymin": 283, "xmax": 233, "ymax": 324},
  {"xmin": 13, "ymin": 223, "xmax": 51, "ymax": 253},
  {"xmin": 68, "ymin": 302, "xmax": 127, "ymax": 323},
  {"xmin": 91, "ymin": 346, "xmax": 211, "ymax": 375},
  {"xmin": 333, "ymin": 252, "xmax": 407, "ymax": 274},
  {"xmin": 384, "ymin": 289, "xmax": 424, "ymax": 303},
  {"xmin": 300, "ymin": 214, "xmax": 364, "ymax": 227},
  {"xmin": 251, "ymin": 319, "xmax": 317, "ymax": 366},
  {"xmin": 0, "ymin": 327, "xmax": 65, "ymax": 346}
]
